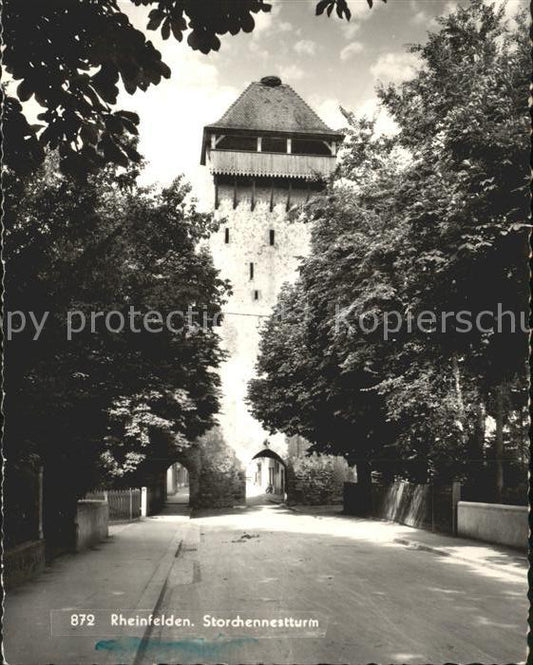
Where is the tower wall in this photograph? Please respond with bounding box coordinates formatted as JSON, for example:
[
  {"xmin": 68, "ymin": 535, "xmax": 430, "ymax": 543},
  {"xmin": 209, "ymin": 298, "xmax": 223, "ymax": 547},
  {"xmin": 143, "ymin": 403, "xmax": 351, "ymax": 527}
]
[{"xmin": 209, "ymin": 182, "xmax": 311, "ymax": 462}]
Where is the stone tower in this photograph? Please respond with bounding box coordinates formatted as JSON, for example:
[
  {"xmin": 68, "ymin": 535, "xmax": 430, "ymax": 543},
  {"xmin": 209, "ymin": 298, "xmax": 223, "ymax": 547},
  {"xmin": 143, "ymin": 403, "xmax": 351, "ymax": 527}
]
[{"xmin": 201, "ymin": 75, "xmax": 343, "ymax": 463}]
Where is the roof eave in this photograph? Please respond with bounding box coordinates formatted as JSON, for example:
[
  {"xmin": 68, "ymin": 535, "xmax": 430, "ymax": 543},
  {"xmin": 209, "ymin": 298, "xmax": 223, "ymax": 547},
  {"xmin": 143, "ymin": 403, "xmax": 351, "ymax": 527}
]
[
  {"xmin": 201, "ymin": 126, "xmax": 345, "ymax": 166},
  {"xmin": 203, "ymin": 124, "xmax": 344, "ymax": 142}
]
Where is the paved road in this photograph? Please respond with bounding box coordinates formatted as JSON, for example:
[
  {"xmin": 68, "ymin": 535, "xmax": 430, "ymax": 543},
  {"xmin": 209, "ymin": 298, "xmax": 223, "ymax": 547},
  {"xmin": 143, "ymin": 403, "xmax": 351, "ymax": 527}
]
[{"xmin": 138, "ymin": 502, "xmax": 527, "ymax": 665}]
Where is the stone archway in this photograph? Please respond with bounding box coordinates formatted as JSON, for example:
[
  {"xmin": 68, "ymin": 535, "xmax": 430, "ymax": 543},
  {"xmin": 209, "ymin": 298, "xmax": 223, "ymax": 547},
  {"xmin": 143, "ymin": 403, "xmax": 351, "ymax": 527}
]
[
  {"xmin": 247, "ymin": 447, "xmax": 287, "ymax": 503},
  {"xmin": 136, "ymin": 426, "xmax": 251, "ymax": 513},
  {"xmin": 142, "ymin": 443, "xmax": 248, "ymax": 513},
  {"xmin": 171, "ymin": 446, "xmax": 202, "ymax": 508},
  {"xmin": 135, "ymin": 445, "xmax": 202, "ymax": 515},
  {"xmin": 166, "ymin": 461, "xmax": 189, "ymax": 502}
]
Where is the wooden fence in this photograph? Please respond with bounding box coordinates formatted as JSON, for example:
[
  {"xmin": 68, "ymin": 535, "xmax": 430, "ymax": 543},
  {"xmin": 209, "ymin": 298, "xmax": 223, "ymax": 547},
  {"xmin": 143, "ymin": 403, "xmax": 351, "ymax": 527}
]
[
  {"xmin": 85, "ymin": 489, "xmax": 142, "ymax": 522},
  {"xmin": 344, "ymin": 480, "xmax": 462, "ymax": 535}
]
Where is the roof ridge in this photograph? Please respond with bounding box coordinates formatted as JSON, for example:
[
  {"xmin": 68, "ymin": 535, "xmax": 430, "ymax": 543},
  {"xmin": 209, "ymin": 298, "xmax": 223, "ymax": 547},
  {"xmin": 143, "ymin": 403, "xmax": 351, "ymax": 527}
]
[{"xmin": 283, "ymin": 83, "xmax": 334, "ymax": 133}]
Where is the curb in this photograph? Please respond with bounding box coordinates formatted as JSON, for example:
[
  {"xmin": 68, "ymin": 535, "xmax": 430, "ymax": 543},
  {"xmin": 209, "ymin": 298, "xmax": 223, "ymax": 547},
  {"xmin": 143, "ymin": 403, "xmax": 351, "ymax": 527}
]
[
  {"xmin": 132, "ymin": 528, "xmax": 184, "ymax": 665},
  {"xmin": 132, "ymin": 522, "xmax": 200, "ymax": 665},
  {"xmin": 99, "ymin": 527, "xmax": 183, "ymax": 665},
  {"xmin": 393, "ymin": 537, "xmax": 527, "ymax": 580}
]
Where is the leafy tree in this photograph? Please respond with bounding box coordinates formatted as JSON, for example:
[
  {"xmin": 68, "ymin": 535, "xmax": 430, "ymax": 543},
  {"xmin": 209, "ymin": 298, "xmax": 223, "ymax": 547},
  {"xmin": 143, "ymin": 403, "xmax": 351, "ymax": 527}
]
[
  {"xmin": 249, "ymin": 0, "xmax": 529, "ymax": 497},
  {"xmin": 2, "ymin": 0, "xmax": 381, "ymax": 176},
  {"xmin": 248, "ymin": 283, "xmax": 313, "ymax": 439},
  {"xmin": 375, "ymin": 0, "xmax": 530, "ymax": 493},
  {"xmin": 193, "ymin": 426, "xmax": 244, "ymax": 509},
  {"xmin": 4, "ymin": 157, "xmax": 228, "ymax": 546},
  {"xmin": 249, "ymin": 195, "xmax": 398, "ymax": 485}
]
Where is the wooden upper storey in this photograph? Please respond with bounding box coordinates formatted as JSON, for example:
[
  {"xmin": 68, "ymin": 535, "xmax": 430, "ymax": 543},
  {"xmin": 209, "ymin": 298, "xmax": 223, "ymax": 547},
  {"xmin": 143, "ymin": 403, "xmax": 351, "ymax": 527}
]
[{"xmin": 201, "ymin": 76, "xmax": 344, "ymax": 180}]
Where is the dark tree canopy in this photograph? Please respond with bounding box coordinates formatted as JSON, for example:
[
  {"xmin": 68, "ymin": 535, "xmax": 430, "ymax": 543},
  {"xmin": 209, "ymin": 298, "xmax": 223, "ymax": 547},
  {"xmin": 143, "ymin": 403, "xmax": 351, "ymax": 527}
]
[
  {"xmin": 248, "ymin": 0, "xmax": 529, "ymax": 495},
  {"xmin": 2, "ymin": 0, "xmax": 381, "ymax": 176},
  {"xmin": 4, "ymin": 158, "xmax": 228, "ymax": 496}
]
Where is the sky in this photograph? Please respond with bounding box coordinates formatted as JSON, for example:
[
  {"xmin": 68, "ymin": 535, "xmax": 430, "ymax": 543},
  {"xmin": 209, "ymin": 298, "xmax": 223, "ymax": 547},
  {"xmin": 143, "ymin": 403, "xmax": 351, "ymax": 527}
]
[{"xmin": 118, "ymin": 0, "xmax": 524, "ymax": 207}]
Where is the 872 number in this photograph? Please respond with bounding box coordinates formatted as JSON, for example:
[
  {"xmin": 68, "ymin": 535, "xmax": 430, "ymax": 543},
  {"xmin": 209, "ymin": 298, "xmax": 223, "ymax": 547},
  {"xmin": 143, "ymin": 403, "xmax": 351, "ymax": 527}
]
[{"xmin": 70, "ymin": 613, "xmax": 96, "ymax": 627}]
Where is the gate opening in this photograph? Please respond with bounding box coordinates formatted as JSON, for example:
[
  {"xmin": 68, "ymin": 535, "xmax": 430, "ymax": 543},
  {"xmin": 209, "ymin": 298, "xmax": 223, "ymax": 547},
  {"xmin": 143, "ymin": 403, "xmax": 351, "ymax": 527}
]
[
  {"xmin": 166, "ymin": 462, "xmax": 189, "ymax": 506},
  {"xmin": 246, "ymin": 445, "xmax": 286, "ymax": 505}
]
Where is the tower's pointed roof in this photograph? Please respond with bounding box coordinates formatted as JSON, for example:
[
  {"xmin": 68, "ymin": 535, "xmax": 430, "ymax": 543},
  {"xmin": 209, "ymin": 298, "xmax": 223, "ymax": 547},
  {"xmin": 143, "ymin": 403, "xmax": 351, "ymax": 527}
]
[
  {"xmin": 208, "ymin": 76, "xmax": 340, "ymax": 136},
  {"xmin": 201, "ymin": 76, "xmax": 343, "ymax": 165}
]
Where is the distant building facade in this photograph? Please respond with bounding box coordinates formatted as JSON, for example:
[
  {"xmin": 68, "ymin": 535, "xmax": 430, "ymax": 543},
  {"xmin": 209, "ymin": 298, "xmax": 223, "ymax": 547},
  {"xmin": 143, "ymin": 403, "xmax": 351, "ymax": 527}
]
[
  {"xmin": 249, "ymin": 446, "xmax": 286, "ymax": 496},
  {"xmin": 201, "ymin": 75, "xmax": 343, "ymax": 463},
  {"xmin": 166, "ymin": 462, "xmax": 189, "ymax": 495}
]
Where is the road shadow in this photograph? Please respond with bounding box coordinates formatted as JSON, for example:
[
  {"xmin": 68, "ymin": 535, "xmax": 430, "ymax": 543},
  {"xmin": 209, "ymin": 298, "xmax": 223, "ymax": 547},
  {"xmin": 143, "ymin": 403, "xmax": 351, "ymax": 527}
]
[{"xmin": 191, "ymin": 501, "xmax": 294, "ymax": 519}]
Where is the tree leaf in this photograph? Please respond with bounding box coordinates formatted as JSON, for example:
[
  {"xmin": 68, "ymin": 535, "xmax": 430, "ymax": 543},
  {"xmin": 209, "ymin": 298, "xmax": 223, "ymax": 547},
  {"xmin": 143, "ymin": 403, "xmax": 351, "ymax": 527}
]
[{"xmin": 316, "ymin": 0, "xmax": 331, "ymax": 16}]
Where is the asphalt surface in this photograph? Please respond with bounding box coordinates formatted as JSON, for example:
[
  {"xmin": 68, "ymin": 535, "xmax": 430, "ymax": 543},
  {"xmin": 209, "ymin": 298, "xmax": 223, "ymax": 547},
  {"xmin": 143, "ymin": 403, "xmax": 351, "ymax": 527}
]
[
  {"xmin": 3, "ymin": 497, "xmax": 527, "ymax": 665},
  {"xmin": 138, "ymin": 501, "xmax": 527, "ymax": 665}
]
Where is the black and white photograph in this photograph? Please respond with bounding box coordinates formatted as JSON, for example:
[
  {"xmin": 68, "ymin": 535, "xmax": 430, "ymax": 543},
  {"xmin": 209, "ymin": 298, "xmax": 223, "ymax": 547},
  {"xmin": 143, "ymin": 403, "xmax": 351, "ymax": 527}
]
[{"xmin": 1, "ymin": 0, "xmax": 530, "ymax": 663}]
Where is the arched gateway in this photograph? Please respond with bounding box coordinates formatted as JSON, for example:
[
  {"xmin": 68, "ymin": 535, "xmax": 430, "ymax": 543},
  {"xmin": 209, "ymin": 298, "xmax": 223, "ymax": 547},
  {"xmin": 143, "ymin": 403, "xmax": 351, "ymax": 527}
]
[{"xmin": 250, "ymin": 447, "xmax": 287, "ymax": 495}]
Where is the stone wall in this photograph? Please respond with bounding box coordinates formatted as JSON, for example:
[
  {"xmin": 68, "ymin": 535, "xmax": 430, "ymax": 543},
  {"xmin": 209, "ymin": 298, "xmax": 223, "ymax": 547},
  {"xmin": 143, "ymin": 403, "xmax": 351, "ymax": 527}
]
[
  {"xmin": 286, "ymin": 454, "xmax": 349, "ymax": 505},
  {"xmin": 209, "ymin": 193, "xmax": 311, "ymax": 461},
  {"xmin": 145, "ymin": 474, "xmax": 167, "ymax": 516},
  {"xmin": 134, "ymin": 441, "xmax": 246, "ymax": 514},
  {"xmin": 191, "ymin": 427, "xmax": 246, "ymax": 510},
  {"xmin": 194, "ymin": 465, "xmax": 245, "ymax": 510},
  {"xmin": 233, "ymin": 471, "xmax": 247, "ymax": 505},
  {"xmin": 457, "ymin": 501, "xmax": 528, "ymax": 550},
  {"xmin": 3, "ymin": 540, "xmax": 46, "ymax": 590},
  {"xmin": 4, "ymin": 463, "xmax": 42, "ymax": 550},
  {"xmin": 75, "ymin": 500, "xmax": 109, "ymax": 551},
  {"xmin": 174, "ymin": 446, "xmax": 201, "ymax": 508}
]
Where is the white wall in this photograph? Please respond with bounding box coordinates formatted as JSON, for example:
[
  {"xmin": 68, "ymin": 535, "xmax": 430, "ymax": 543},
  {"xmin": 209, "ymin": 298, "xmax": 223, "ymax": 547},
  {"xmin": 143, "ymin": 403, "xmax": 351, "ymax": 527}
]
[
  {"xmin": 209, "ymin": 190, "xmax": 311, "ymax": 463},
  {"xmin": 246, "ymin": 456, "xmax": 285, "ymax": 494},
  {"xmin": 457, "ymin": 501, "xmax": 528, "ymax": 550}
]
